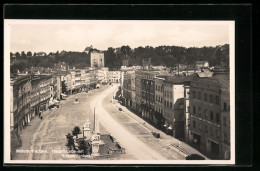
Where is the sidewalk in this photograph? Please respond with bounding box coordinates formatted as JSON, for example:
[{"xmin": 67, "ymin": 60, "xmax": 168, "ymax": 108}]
[
  {"xmin": 11, "ymin": 108, "xmax": 56, "ymax": 160},
  {"xmin": 113, "ymin": 100, "xmax": 209, "ymax": 159}
]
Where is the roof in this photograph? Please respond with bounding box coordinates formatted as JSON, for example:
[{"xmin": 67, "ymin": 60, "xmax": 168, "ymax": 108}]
[
  {"xmin": 197, "ymin": 69, "xmax": 213, "ymax": 77},
  {"xmin": 193, "ymin": 74, "xmax": 229, "ymax": 90},
  {"xmin": 214, "ymin": 74, "xmax": 229, "ymax": 90},
  {"xmin": 164, "ymin": 74, "xmax": 198, "ymax": 84}
]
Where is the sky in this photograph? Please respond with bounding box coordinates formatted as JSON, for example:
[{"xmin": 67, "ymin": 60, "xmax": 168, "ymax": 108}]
[{"xmin": 8, "ymin": 20, "xmax": 232, "ymax": 53}]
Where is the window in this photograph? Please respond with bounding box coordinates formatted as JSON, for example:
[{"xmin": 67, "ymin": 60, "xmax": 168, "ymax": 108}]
[
  {"xmin": 205, "ymin": 125, "xmax": 208, "ymax": 133},
  {"xmin": 210, "ymin": 127, "xmax": 214, "ymax": 136},
  {"xmin": 216, "ymin": 113, "xmax": 220, "ymax": 123},
  {"xmin": 170, "ymin": 102, "xmax": 173, "ymax": 108},
  {"xmin": 224, "ymin": 103, "xmax": 227, "ymax": 110},
  {"xmin": 198, "ymin": 107, "xmax": 201, "ymax": 115},
  {"xmin": 167, "ymin": 101, "xmax": 169, "ymax": 108},
  {"xmin": 193, "ymin": 121, "xmax": 196, "ymax": 128},
  {"xmin": 170, "ymin": 91, "xmax": 172, "ymax": 98},
  {"xmin": 205, "ymin": 109, "xmax": 208, "ymax": 118},
  {"xmin": 198, "ymin": 123, "xmax": 202, "ymax": 130},
  {"xmin": 210, "ymin": 111, "xmax": 214, "ymax": 120},
  {"xmin": 193, "ymin": 106, "xmax": 196, "ymax": 114},
  {"xmin": 193, "ymin": 91, "xmax": 196, "ymax": 98},
  {"xmin": 204, "ymin": 93, "xmax": 207, "ymax": 101},
  {"xmin": 164, "ymin": 100, "xmax": 166, "ymax": 106},
  {"xmin": 216, "ymin": 130, "xmax": 220, "ymax": 138},
  {"xmin": 187, "ymin": 106, "xmax": 190, "ymax": 113},
  {"xmin": 198, "ymin": 92, "xmax": 201, "ymax": 100},
  {"xmin": 215, "ymin": 96, "xmax": 219, "ymax": 105},
  {"xmin": 223, "ymin": 117, "xmax": 227, "ymax": 126},
  {"xmin": 210, "ymin": 94, "xmax": 213, "ymax": 103}
]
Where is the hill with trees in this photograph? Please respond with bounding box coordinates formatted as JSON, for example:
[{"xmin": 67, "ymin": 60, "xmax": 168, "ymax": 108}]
[{"xmin": 10, "ymin": 44, "xmax": 229, "ymax": 74}]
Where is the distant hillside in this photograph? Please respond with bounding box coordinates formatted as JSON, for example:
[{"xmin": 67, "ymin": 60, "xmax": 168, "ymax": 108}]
[
  {"xmin": 10, "ymin": 44, "xmax": 229, "ymax": 74},
  {"xmin": 104, "ymin": 44, "xmax": 229, "ymax": 69}
]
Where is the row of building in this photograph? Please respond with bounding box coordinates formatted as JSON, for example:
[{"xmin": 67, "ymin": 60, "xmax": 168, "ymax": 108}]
[
  {"xmin": 121, "ymin": 65, "xmax": 230, "ymax": 160},
  {"xmin": 10, "ymin": 63, "xmax": 121, "ymax": 144}
]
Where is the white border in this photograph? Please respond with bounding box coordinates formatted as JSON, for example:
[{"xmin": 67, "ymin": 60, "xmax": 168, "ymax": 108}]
[{"xmin": 4, "ymin": 20, "xmax": 235, "ymax": 165}]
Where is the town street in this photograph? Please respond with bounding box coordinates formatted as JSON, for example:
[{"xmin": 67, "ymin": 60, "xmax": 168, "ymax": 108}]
[{"xmin": 12, "ymin": 84, "xmax": 206, "ymax": 160}]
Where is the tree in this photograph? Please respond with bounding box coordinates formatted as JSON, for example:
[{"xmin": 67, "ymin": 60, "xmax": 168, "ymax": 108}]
[
  {"xmin": 21, "ymin": 51, "xmax": 27, "ymax": 58},
  {"xmin": 33, "ymin": 52, "xmax": 37, "ymax": 57},
  {"xmin": 27, "ymin": 51, "xmax": 32, "ymax": 57},
  {"xmin": 66, "ymin": 133, "xmax": 75, "ymax": 150},
  {"xmin": 10, "ymin": 52, "xmax": 14, "ymax": 58},
  {"xmin": 121, "ymin": 45, "xmax": 132, "ymax": 57},
  {"xmin": 78, "ymin": 139, "xmax": 91, "ymax": 155},
  {"xmin": 72, "ymin": 126, "xmax": 81, "ymax": 138},
  {"xmin": 15, "ymin": 52, "xmax": 21, "ymax": 58}
]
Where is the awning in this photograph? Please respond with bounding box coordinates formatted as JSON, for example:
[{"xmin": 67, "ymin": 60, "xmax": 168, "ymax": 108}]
[
  {"xmin": 61, "ymin": 93, "xmax": 67, "ymax": 97},
  {"xmin": 168, "ymin": 126, "xmax": 173, "ymax": 130},
  {"xmin": 49, "ymin": 101, "xmax": 55, "ymax": 106},
  {"xmin": 53, "ymin": 100, "xmax": 60, "ymax": 104}
]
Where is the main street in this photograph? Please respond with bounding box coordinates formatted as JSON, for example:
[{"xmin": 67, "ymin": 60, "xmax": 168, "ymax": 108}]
[{"xmin": 12, "ymin": 84, "xmax": 206, "ymax": 160}]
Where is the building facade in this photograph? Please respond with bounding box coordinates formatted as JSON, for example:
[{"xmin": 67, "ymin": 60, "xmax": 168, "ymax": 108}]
[
  {"xmin": 189, "ymin": 75, "xmax": 229, "ymax": 159},
  {"xmin": 90, "ymin": 52, "xmax": 104, "ymax": 68},
  {"xmin": 10, "ymin": 75, "xmax": 32, "ymax": 133},
  {"xmin": 154, "ymin": 76, "xmax": 165, "ymax": 127},
  {"xmin": 108, "ymin": 71, "xmax": 121, "ymax": 83}
]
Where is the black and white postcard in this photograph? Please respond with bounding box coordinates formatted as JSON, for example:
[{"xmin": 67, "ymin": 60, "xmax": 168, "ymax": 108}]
[{"xmin": 4, "ymin": 19, "xmax": 235, "ymax": 165}]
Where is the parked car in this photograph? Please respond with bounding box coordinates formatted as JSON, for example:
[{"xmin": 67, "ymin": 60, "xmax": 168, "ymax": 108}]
[
  {"xmin": 119, "ymin": 108, "xmax": 122, "ymax": 111},
  {"xmin": 151, "ymin": 131, "xmax": 160, "ymax": 138},
  {"xmin": 186, "ymin": 154, "xmax": 205, "ymax": 160}
]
